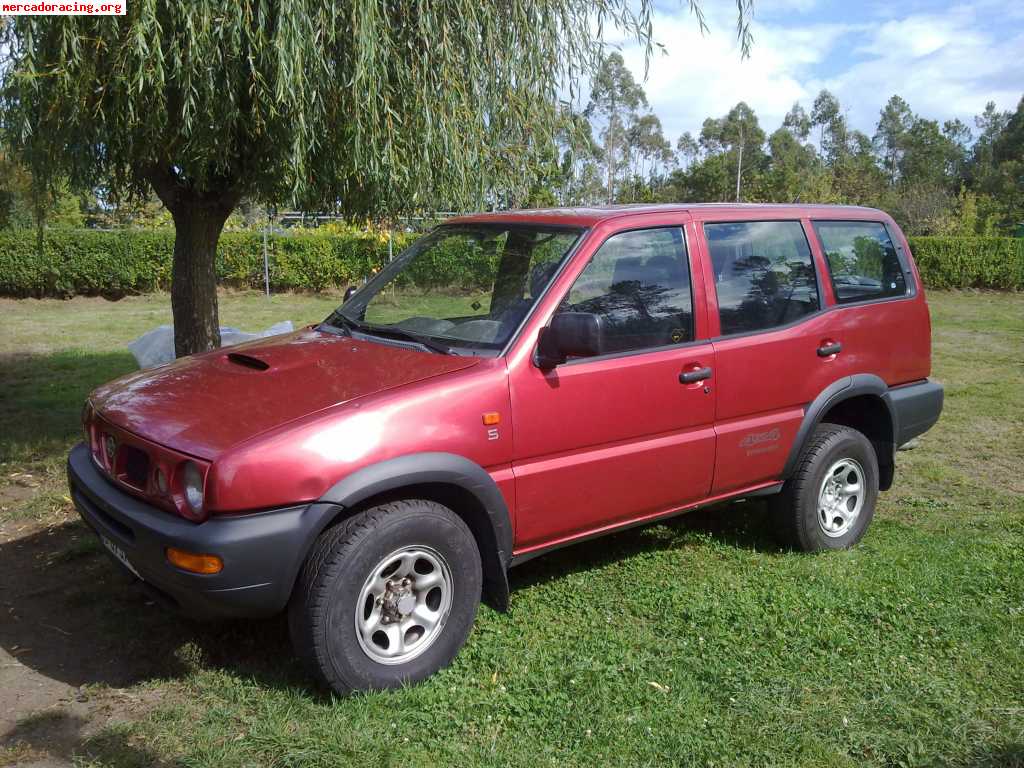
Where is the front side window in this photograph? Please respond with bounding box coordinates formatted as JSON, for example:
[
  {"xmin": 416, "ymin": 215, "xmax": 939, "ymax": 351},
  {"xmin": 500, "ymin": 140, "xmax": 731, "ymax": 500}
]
[
  {"xmin": 813, "ymin": 221, "xmax": 909, "ymax": 304},
  {"xmin": 558, "ymin": 227, "xmax": 693, "ymax": 355},
  {"xmin": 327, "ymin": 224, "xmax": 582, "ymax": 354},
  {"xmin": 705, "ymin": 220, "xmax": 819, "ymax": 336}
]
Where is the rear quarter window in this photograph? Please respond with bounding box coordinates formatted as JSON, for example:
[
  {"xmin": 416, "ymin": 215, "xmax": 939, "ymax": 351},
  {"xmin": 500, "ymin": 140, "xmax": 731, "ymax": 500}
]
[{"xmin": 813, "ymin": 221, "xmax": 911, "ymax": 304}]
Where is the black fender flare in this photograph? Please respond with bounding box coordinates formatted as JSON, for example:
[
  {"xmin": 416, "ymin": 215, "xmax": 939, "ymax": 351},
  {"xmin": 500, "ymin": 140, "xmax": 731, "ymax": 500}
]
[
  {"xmin": 317, "ymin": 452, "xmax": 513, "ymax": 610},
  {"xmin": 782, "ymin": 374, "xmax": 896, "ymax": 480}
]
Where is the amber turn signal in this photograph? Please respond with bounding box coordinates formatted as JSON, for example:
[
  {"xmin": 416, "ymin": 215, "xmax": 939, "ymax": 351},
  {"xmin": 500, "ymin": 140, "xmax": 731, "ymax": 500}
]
[
  {"xmin": 482, "ymin": 412, "xmax": 501, "ymax": 426},
  {"xmin": 166, "ymin": 547, "xmax": 223, "ymax": 574}
]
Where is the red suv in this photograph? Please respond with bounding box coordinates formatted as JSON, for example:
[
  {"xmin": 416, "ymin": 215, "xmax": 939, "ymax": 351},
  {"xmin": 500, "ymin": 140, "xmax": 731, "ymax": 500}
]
[{"xmin": 69, "ymin": 204, "xmax": 942, "ymax": 693}]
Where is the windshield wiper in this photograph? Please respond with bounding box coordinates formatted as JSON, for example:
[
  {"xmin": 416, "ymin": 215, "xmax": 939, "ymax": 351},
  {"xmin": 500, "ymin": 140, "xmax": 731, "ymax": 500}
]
[
  {"xmin": 321, "ymin": 312, "xmax": 455, "ymax": 355},
  {"xmin": 320, "ymin": 312, "xmax": 360, "ymax": 336},
  {"xmin": 358, "ymin": 323, "xmax": 457, "ymax": 355}
]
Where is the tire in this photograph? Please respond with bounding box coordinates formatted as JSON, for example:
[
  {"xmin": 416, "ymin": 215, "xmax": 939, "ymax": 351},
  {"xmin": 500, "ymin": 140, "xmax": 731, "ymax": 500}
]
[
  {"xmin": 773, "ymin": 423, "xmax": 879, "ymax": 552},
  {"xmin": 289, "ymin": 499, "xmax": 482, "ymax": 694}
]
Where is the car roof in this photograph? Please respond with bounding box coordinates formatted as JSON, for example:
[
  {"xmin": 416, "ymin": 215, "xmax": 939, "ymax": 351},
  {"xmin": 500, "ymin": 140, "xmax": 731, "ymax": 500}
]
[{"xmin": 446, "ymin": 203, "xmax": 886, "ymax": 228}]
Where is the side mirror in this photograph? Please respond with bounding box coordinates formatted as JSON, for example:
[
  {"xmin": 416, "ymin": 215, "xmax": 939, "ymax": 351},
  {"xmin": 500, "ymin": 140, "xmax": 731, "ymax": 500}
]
[
  {"xmin": 343, "ymin": 285, "xmax": 358, "ymax": 303},
  {"xmin": 535, "ymin": 312, "xmax": 604, "ymax": 369}
]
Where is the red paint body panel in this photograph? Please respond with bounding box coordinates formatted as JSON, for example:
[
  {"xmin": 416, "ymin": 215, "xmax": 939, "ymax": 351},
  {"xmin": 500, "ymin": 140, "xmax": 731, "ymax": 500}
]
[
  {"xmin": 90, "ymin": 328, "xmax": 479, "ymax": 459},
  {"xmin": 83, "ymin": 203, "xmax": 934, "ymax": 562},
  {"xmin": 506, "ymin": 213, "xmax": 717, "ymax": 547},
  {"xmin": 206, "ymin": 359, "xmax": 512, "ymax": 512}
]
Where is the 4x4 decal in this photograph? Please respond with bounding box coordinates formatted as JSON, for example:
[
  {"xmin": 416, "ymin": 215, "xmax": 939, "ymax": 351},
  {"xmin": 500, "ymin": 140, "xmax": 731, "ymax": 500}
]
[{"xmin": 740, "ymin": 428, "xmax": 780, "ymax": 455}]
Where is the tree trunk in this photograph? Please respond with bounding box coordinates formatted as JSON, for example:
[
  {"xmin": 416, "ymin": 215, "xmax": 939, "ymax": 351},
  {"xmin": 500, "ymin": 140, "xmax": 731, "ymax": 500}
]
[
  {"xmin": 606, "ymin": 124, "xmax": 615, "ymax": 204},
  {"xmin": 170, "ymin": 203, "xmax": 231, "ymax": 357},
  {"xmin": 735, "ymin": 129, "xmax": 744, "ymax": 202},
  {"xmin": 146, "ymin": 166, "xmax": 240, "ymax": 358}
]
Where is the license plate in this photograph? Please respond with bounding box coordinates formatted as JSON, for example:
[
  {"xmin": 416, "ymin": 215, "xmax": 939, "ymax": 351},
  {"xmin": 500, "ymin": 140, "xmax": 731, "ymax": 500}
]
[{"xmin": 101, "ymin": 535, "xmax": 143, "ymax": 581}]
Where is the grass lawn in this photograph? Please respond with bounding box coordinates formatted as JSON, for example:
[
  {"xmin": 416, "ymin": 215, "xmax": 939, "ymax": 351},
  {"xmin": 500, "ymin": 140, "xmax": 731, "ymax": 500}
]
[{"xmin": 1, "ymin": 289, "xmax": 1022, "ymax": 767}]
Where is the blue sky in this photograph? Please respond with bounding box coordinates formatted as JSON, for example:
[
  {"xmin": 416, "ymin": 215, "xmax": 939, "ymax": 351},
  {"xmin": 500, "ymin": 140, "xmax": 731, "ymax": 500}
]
[{"xmin": 602, "ymin": 0, "xmax": 1024, "ymax": 144}]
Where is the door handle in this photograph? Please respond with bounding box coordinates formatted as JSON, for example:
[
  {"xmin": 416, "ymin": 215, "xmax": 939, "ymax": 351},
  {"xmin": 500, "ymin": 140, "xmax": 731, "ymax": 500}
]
[
  {"xmin": 679, "ymin": 366, "xmax": 712, "ymax": 384},
  {"xmin": 817, "ymin": 341, "xmax": 842, "ymax": 357}
]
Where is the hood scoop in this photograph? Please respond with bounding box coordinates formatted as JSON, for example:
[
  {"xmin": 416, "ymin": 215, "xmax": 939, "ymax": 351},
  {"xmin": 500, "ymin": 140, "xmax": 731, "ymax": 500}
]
[{"xmin": 226, "ymin": 352, "xmax": 270, "ymax": 371}]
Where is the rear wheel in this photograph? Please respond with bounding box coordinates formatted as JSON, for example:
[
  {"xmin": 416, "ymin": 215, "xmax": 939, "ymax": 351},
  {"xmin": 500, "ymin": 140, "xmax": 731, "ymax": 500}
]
[
  {"xmin": 773, "ymin": 423, "xmax": 879, "ymax": 551},
  {"xmin": 289, "ymin": 499, "xmax": 482, "ymax": 694}
]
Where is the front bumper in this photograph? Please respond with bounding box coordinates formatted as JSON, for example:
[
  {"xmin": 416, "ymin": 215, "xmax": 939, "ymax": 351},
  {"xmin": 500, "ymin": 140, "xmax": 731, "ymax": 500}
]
[{"xmin": 67, "ymin": 443, "xmax": 336, "ymax": 619}]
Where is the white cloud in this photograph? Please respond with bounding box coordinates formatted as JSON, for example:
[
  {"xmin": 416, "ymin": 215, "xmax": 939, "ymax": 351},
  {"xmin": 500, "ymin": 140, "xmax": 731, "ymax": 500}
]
[
  {"xmin": 815, "ymin": 5, "xmax": 1023, "ymax": 133},
  {"xmin": 597, "ymin": 1, "xmax": 1022, "ymax": 145}
]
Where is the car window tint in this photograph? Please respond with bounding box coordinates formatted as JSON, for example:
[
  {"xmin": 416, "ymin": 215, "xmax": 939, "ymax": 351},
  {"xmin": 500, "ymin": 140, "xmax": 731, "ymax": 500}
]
[
  {"xmin": 813, "ymin": 221, "xmax": 909, "ymax": 304},
  {"xmin": 561, "ymin": 227, "xmax": 693, "ymax": 355},
  {"xmin": 705, "ymin": 220, "xmax": 820, "ymax": 336}
]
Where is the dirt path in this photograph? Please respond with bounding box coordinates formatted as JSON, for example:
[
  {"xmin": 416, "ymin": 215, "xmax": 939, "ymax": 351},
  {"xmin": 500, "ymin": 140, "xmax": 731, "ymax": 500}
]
[
  {"xmin": 0, "ymin": 508, "xmax": 293, "ymax": 767},
  {"xmin": 0, "ymin": 515, "xmax": 178, "ymax": 766}
]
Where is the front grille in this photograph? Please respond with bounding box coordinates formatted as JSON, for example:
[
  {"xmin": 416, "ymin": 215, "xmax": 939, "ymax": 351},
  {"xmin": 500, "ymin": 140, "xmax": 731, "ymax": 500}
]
[{"xmin": 118, "ymin": 444, "xmax": 151, "ymax": 491}]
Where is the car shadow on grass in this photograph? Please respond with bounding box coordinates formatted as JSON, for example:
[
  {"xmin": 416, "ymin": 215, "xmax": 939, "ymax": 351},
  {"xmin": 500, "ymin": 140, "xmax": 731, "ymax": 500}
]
[
  {"xmin": 2, "ymin": 709, "xmax": 177, "ymax": 768},
  {"xmin": 1, "ymin": 498, "xmax": 782, "ymax": 693},
  {"xmin": 0, "ymin": 519, "xmax": 305, "ymax": 696},
  {"xmin": 508, "ymin": 496, "xmax": 785, "ymax": 592}
]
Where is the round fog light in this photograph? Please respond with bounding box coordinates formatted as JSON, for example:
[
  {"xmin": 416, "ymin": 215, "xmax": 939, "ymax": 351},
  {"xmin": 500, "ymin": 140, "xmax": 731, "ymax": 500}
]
[{"xmin": 104, "ymin": 434, "xmax": 116, "ymax": 462}]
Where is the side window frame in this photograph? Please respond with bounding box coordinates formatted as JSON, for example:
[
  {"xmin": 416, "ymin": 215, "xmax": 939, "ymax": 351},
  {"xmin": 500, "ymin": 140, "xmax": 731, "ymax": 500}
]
[
  {"xmin": 552, "ymin": 223, "xmax": 705, "ymax": 366},
  {"xmin": 810, "ymin": 219, "xmax": 917, "ymax": 307},
  {"xmin": 701, "ymin": 218, "xmax": 824, "ymax": 340}
]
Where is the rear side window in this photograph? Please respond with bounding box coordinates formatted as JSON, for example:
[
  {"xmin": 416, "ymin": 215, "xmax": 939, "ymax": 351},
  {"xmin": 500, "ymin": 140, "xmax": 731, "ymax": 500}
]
[
  {"xmin": 813, "ymin": 221, "xmax": 909, "ymax": 304},
  {"xmin": 561, "ymin": 227, "xmax": 693, "ymax": 354},
  {"xmin": 704, "ymin": 221, "xmax": 819, "ymax": 336}
]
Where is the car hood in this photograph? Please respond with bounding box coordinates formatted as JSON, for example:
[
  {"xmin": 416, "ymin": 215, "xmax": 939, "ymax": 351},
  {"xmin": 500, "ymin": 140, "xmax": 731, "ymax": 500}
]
[{"xmin": 90, "ymin": 327, "xmax": 480, "ymax": 458}]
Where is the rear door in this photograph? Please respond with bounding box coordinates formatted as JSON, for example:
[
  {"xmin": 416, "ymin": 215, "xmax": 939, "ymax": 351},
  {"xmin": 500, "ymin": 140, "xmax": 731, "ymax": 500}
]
[
  {"xmin": 509, "ymin": 221, "xmax": 717, "ymax": 552},
  {"xmin": 808, "ymin": 218, "xmax": 928, "ymax": 386},
  {"xmin": 696, "ymin": 216, "xmax": 835, "ymax": 495}
]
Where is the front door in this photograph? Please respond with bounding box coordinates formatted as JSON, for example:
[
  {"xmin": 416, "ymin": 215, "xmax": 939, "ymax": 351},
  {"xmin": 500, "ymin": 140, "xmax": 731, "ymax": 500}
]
[{"xmin": 509, "ymin": 225, "xmax": 717, "ymax": 553}]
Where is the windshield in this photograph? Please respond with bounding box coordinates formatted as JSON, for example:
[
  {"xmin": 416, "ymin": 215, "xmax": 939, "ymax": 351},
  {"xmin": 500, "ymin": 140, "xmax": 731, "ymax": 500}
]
[{"xmin": 325, "ymin": 224, "xmax": 584, "ymax": 354}]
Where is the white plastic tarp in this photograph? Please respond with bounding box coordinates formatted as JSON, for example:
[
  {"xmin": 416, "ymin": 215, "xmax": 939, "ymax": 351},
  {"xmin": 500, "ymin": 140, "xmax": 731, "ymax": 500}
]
[{"xmin": 128, "ymin": 321, "xmax": 294, "ymax": 368}]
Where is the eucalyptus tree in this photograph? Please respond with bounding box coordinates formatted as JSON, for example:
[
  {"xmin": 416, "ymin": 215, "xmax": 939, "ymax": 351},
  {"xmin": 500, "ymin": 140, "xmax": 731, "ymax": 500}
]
[
  {"xmin": 585, "ymin": 52, "xmax": 649, "ymax": 203},
  {"xmin": 700, "ymin": 102, "xmax": 764, "ymax": 201},
  {"xmin": 676, "ymin": 131, "xmax": 699, "ymax": 170},
  {"xmin": 873, "ymin": 95, "xmax": 914, "ymax": 186},
  {"xmin": 941, "ymin": 118, "xmax": 972, "ymax": 181},
  {"xmin": 899, "ymin": 118, "xmax": 961, "ymax": 190},
  {"xmin": 971, "ymin": 101, "xmax": 1012, "ymax": 189},
  {"xmin": 978, "ymin": 96, "xmax": 1024, "ymax": 227},
  {"xmin": 782, "ymin": 102, "xmax": 812, "ymax": 142},
  {"xmin": 722, "ymin": 102, "xmax": 765, "ymax": 201},
  {"xmin": 764, "ymin": 126, "xmax": 828, "ymax": 203},
  {"xmin": 811, "ymin": 89, "xmax": 848, "ymax": 167},
  {"xmin": 628, "ymin": 113, "xmax": 671, "ymax": 183},
  {"xmin": 2, "ymin": 3, "xmax": 754, "ymax": 356}
]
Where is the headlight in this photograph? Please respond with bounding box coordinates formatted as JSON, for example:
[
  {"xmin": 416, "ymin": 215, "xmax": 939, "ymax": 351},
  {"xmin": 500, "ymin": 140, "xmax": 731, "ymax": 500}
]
[{"xmin": 182, "ymin": 461, "xmax": 205, "ymax": 514}]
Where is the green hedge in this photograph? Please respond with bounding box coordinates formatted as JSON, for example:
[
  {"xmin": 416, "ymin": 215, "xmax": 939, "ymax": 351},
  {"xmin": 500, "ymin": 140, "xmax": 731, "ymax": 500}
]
[
  {"xmin": 906, "ymin": 236, "xmax": 1024, "ymax": 290},
  {"xmin": 0, "ymin": 228, "xmax": 1020, "ymax": 298},
  {"xmin": 0, "ymin": 228, "xmax": 419, "ymax": 298}
]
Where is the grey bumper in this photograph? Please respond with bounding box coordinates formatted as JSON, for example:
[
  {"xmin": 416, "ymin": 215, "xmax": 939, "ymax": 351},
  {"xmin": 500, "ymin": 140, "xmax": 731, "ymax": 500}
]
[
  {"xmin": 67, "ymin": 443, "xmax": 336, "ymax": 619},
  {"xmin": 887, "ymin": 379, "xmax": 944, "ymax": 447}
]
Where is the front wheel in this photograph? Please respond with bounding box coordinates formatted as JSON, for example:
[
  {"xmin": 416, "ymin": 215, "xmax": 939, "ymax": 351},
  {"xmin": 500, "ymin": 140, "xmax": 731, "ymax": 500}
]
[
  {"xmin": 773, "ymin": 423, "xmax": 879, "ymax": 551},
  {"xmin": 289, "ymin": 499, "xmax": 482, "ymax": 694}
]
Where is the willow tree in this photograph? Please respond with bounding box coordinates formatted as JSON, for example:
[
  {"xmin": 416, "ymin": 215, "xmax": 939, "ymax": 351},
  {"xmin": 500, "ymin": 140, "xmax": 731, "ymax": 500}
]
[{"xmin": 1, "ymin": 1, "xmax": 751, "ymax": 356}]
